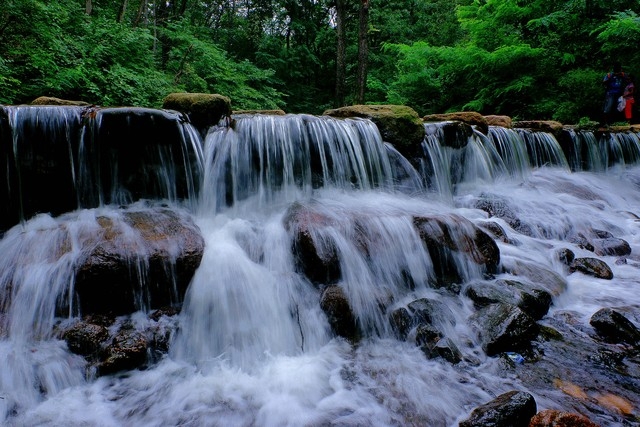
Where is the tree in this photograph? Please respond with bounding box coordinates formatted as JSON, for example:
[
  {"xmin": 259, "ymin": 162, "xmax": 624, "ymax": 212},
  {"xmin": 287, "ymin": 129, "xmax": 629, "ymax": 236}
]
[{"xmin": 355, "ymin": 0, "xmax": 369, "ymax": 104}]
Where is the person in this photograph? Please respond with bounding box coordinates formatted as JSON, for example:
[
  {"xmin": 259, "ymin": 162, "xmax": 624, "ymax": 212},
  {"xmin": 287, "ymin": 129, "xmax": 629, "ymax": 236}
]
[
  {"xmin": 622, "ymin": 74, "xmax": 635, "ymax": 124},
  {"xmin": 602, "ymin": 62, "xmax": 628, "ymax": 125}
]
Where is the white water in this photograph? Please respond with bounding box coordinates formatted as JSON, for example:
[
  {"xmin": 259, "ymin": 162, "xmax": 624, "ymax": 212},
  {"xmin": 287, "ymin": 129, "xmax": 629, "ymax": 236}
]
[{"xmin": 1, "ymin": 114, "xmax": 640, "ymax": 426}]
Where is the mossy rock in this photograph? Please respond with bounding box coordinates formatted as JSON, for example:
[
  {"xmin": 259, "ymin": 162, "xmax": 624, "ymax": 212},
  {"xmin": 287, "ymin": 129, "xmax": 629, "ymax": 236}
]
[
  {"xmin": 323, "ymin": 104, "xmax": 425, "ymax": 158},
  {"xmin": 163, "ymin": 93, "xmax": 231, "ymax": 130},
  {"xmin": 31, "ymin": 96, "xmax": 91, "ymax": 106},
  {"xmin": 423, "ymin": 111, "xmax": 489, "ymax": 135},
  {"xmin": 513, "ymin": 120, "xmax": 564, "ymax": 135},
  {"xmin": 233, "ymin": 109, "xmax": 286, "ymax": 115}
]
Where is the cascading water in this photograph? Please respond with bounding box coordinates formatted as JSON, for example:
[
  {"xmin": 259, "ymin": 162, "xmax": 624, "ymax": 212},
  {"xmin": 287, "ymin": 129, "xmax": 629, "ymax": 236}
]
[{"xmin": 1, "ymin": 109, "xmax": 639, "ymax": 426}]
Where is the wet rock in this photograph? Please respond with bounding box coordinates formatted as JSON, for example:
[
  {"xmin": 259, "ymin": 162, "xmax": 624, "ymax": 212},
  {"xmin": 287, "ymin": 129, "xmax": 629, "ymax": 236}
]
[
  {"xmin": 569, "ymin": 257, "xmax": 613, "ymax": 280},
  {"xmin": 471, "ymin": 302, "xmax": 540, "ymax": 356},
  {"xmin": 568, "ymin": 233, "xmax": 594, "ymax": 252},
  {"xmin": 529, "ymin": 409, "xmax": 600, "ymax": 427},
  {"xmin": 423, "ymin": 111, "xmax": 489, "ymax": 135},
  {"xmin": 283, "ymin": 202, "xmax": 341, "ymax": 286},
  {"xmin": 478, "ymin": 220, "xmax": 513, "ymax": 244},
  {"xmin": 465, "ymin": 279, "xmax": 552, "ymax": 321},
  {"xmin": 389, "ymin": 307, "xmax": 412, "ymax": 340},
  {"xmin": 323, "ymin": 104, "xmax": 425, "ymax": 159},
  {"xmin": 162, "ymin": 92, "xmax": 231, "ymax": 131},
  {"xmin": 413, "ymin": 214, "xmax": 500, "ymax": 275},
  {"xmin": 556, "ymin": 248, "xmax": 575, "ymax": 266},
  {"xmin": 507, "ymin": 259, "xmax": 568, "ymax": 296},
  {"xmin": 592, "ymin": 237, "xmax": 631, "ymax": 257},
  {"xmin": 62, "ymin": 321, "xmax": 109, "ymax": 356},
  {"xmin": 98, "ymin": 327, "xmax": 149, "ymax": 375},
  {"xmin": 424, "ymin": 121, "xmax": 474, "ymax": 149},
  {"xmin": 430, "ymin": 337, "xmax": 463, "ymax": 364},
  {"xmin": 31, "ymin": 96, "xmax": 91, "ymax": 106},
  {"xmin": 484, "ymin": 115, "xmax": 512, "ymax": 128},
  {"xmin": 319, "ymin": 285, "xmax": 359, "ymax": 342},
  {"xmin": 459, "ymin": 390, "xmax": 537, "ymax": 427},
  {"xmin": 513, "ymin": 120, "xmax": 563, "ymax": 135},
  {"xmin": 75, "ymin": 207, "xmax": 205, "ymax": 316},
  {"xmin": 233, "ymin": 109, "xmax": 286, "ymax": 115},
  {"xmin": 474, "ymin": 194, "xmax": 534, "ymax": 237},
  {"xmin": 589, "ymin": 307, "xmax": 640, "ymax": 346}
]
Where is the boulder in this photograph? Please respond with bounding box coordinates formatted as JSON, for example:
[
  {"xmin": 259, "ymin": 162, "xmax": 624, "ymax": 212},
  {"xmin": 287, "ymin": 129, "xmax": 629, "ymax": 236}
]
[
  {"xmin": 323, "ymin": 104, "xmax": 425, "ymax": 159},
  {"xmin": 592, "ymin": 237, "xmax": 631, "ymax": 257},
  {"xmin": 320, "ymin": 285, "xmax": 359, "ymax": 342},
  {"xmin": 423, "ymin": 111, "xmax": 489, "ymax": 135},
  {"xmin": 424, "ymin": 121, "xmax": 474, "ymax": 149},
  {"xmin": 75, "ymin": 207, "xmax": 205, "ymax": 316},
  {"xmin": 62, "ymin": 321, "xmax": 109, "ymax": 356},
  {"xmin": 569, "ymin": 257, "xmax": 613, "ymax": 280},
  {"xmin": 465, "ymin": 279, "xmax": 552, "ymax": 321},
  {"xmin": 413, "ymin": 214, "xmax": 500, "ymax": 275},
  {"xmin": 513, "ymin": 120, "xmax": 564, "ymax": 135},
  {"xmin": 484, "ymin": 115, "xmax": 512, "ymax": 128},
  {"xmin": 163, "ymin": 92, "xmax": 231, "ymax": 131},
  {"xmin": 474, "ymin": 194, "xmax": 534, "ymax": 237},
  {"xmin": 459, "ymin": 390, "xmax": 537, "ymax": 427},
  {"xmin": 529, "ymin": 409, "xmax": 600, "ymax": 427},
  {"xmin": 470, "ymin": 302, "xmax": 540, "ymax": 355},
  {"xmin": 31, "ymin": 96, "xmax": 91, "ymax": 106},
  {"xmin": 589, "ymin": 307, "xmax": 640, "ymax": 345},
  {"xmin": 507, "ymin": 259, "xmax": 568, "ymax": 296},
  {"xmin": 283, "ymin": 202, "xmax": 341, "ymax": 286},
  {"xmin": 233, "ymin": 109, "xmax": 286, "ymax": 115},
  {"xmin": 98, "ymin": 326, "xmax": 149, "ymax": 375}
]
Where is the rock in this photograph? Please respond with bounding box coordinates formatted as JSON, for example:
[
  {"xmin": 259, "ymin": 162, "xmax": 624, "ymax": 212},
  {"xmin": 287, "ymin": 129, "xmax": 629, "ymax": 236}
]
[
  {"xmin": 389, "ymin": 307, "xmax": 412, "ymax": 340},
  {"xmin": 233, "ymin": 109, "xmax": 286, "ymax": 115},
  {"xmin": 474, "ymin": 194, "xmax": 534, "ymax": 237},
  {"xmin": 478, "ymin": 221, "xmax": 513, "ymax": 244},
  {"xmin": 471, "ymin": 302, "xmax": 540, "ymax": 356},
  {"xmin": 507, "ymin": 259, "xmax": 568, "ymax": 296},
  {"xmin": 75, "ymin": 207, "xmax": 205, "ymax": 316},
  {"xmin": 569, "ymin": 257, "xmax": 613, "ymax": 280},
  {"xmin": 98, "ymin": 327, "xmax": 149, "ymax": 375},
  {"xmin": 424, "ymin": 121, "xmax": 474, "ymax": 149},
  {"xmin": 484, "ymin": 115, "xmax": 512, "ymax": 128},
  {"xmin": 556, "ymin": 248, "xmax": 575, "ymax": 266},
  {"xmin": 513, "ymin": 120, "xmax": 564, "ymax": 134},
  {"xmin": 592, "ymin": 237, "xmax": 631, "ymax": 257},
  {"xmin": 431, "ymin": 337, "xmax": 463, "ymax": 364},
  {"xmin": 163, "ymin": 92, "xmax": 231, "ymax": 131},
  {"xmin": 62, "ymin": 321, "xmax": 109, "ymax": 356},
  {"xmin": 323, "ymin": 104, "xmax": 425, "ymax": 159},
  {"xmin": 529, "ymin": 409, "xmax": 599, "ymax": 427},
  {"xmin": 423, "ymin": 111, "xmax": 489, "ymax": 135},
  {"xmin": 30, "ymin": 96, "xmax": 91, "ymax": 106},
  {"xmin": 465, "ymin": 279, "xmax": 552, "ymax": 320},
  {"xmin": 589, "ymin": 307, "xmax": 640, "ymax": 345},
  {"xmin": 413, "ymin": 214, "xmax": 500, "ymax": 275},
  {"xmin": 283, "ymin": 202, "xmax": 341, "ymax": 286},
  {"xmin": 459, "ymin": 390, "xmax": 537, "ymax": 427},
  {"xmin": 319, "ymin": 285, "xmax": 359, "ymax": 342}
]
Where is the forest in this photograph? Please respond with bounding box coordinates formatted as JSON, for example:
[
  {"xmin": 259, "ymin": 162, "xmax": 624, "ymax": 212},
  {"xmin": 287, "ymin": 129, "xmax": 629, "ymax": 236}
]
[{"xmin": 1, "ymin": 0, "xmax": 638, "ymax": 124}]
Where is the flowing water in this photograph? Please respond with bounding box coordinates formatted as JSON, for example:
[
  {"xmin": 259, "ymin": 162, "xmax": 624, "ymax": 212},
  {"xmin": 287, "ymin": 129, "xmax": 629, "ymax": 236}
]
[{"xmin": 0, "ymin": 109, "xmax": 639, "ymax": 426}]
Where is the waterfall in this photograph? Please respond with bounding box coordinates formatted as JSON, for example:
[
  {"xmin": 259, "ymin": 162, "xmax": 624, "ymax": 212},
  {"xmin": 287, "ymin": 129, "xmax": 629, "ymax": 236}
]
[{"xmin": 1, "ymin": 109, "xmax": 640, "ymax": 426}]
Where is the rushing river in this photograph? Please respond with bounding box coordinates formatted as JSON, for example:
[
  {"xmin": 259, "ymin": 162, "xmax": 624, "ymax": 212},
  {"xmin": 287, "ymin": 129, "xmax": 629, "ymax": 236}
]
[{"xmin": 0, "ymin": 110, "xmax": 639, "ymax": 426}]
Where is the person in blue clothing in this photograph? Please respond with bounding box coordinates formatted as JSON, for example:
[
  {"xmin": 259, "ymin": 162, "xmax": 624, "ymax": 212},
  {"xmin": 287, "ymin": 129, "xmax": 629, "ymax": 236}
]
[{"xmin": 602, "ymin": 62, "xmax": 629, "ymax": 125}]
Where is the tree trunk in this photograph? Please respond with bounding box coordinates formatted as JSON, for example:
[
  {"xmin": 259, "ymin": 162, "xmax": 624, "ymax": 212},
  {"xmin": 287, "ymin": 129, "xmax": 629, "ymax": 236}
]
[
  {"xmin": 134, "ymin": 0, "xmax": 148, "ymax": 27},
  {"xmin": 334, "ymin": 0, "xmax": 347, "ymax": 107},
  {"xmin": 118, "ymin": 0, "xmax": 128, "ymax": 23},
  {"xmin": 355, "ymin": 0, "xmax": 369, "ymax": 105},
  {"xmin": 85, "ymin": 0, "xmax": 92, "ymax": 15}
]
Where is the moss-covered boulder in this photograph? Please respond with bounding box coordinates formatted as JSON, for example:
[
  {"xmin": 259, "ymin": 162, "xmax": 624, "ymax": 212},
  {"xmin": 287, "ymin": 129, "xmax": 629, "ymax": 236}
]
[
  {"xmin": 163, "ymin": 93, "xmax": 231, "ymax": 131},
  {"xmin": 323, "ymin": 104, "xmax": 425, "ymax": 159},
  {"xmin": 423, "ymin": 111, "xmax": 489, "ymax": 135},
  {"xmin": 31, "ymin": 96, "xmax": 91, "ymax": 106}
]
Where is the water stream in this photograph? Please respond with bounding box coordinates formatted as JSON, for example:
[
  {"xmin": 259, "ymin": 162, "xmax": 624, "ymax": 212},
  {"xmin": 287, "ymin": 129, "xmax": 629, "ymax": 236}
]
[{"xmin": 0, "ymin": 109, "xmax": 639, "ymax": 426}]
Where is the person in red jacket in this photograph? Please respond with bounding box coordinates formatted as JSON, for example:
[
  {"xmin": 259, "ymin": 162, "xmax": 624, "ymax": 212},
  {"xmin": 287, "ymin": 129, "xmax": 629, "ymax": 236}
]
[{"xmin": 622, "ymin": 74, "xmax": 635, "ymax": 125}]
